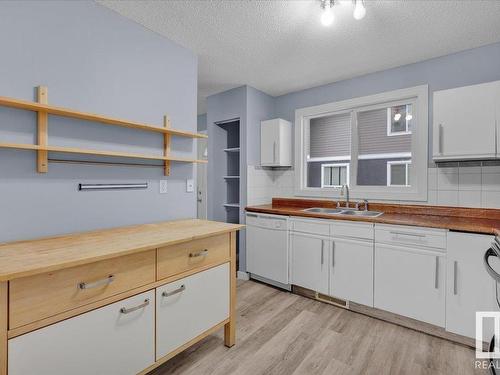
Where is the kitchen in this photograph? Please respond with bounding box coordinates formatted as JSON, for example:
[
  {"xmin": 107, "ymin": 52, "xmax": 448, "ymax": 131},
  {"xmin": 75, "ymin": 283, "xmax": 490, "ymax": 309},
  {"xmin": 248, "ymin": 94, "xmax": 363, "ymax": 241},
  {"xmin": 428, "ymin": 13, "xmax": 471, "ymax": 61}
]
[{"xmin": 2, "ymin": 1, "xmax": 500, "ymax": 374}]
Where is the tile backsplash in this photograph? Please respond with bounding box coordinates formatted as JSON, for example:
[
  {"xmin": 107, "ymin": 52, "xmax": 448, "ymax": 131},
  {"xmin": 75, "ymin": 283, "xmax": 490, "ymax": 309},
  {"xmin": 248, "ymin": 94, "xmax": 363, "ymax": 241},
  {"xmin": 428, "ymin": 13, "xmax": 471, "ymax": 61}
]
[{"xmin": 247, "ymin": 162, "xmax": 500, "ymax": 209}]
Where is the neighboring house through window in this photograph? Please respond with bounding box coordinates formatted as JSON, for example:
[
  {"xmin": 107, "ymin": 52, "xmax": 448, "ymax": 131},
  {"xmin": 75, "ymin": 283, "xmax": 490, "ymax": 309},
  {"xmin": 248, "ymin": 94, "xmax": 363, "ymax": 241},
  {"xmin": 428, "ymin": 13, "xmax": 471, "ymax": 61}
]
[
  {"xmin": 321, "ymin": 163, "xmax": 349, "ymax": 188},
  {"xmin": 387, "ymin": 104, "xmax": 413, "ymax": 136},
  {"xmin": 387, "ymin": 160, "xmax": 411, "ymax": 186}
]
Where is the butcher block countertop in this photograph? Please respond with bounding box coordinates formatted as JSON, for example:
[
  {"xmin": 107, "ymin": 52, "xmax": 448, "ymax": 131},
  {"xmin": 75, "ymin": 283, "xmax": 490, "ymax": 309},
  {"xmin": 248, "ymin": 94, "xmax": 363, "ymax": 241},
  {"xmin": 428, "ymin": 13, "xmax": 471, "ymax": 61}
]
[
  {"xmin": 246, "ymin": 198, "xmax": 500, "ymax": 236},
  {"xmin": 0, "ymin": 219, "xmax": 243, "ymax": 282}
]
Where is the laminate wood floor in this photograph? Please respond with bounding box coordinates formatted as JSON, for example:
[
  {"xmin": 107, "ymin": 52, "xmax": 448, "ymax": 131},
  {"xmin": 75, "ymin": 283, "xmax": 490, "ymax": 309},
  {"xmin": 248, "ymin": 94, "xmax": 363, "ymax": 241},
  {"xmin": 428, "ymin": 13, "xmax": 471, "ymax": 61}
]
[{"xmin": 149, "ymin": 280, "xmax": 487, "ymax": 375}]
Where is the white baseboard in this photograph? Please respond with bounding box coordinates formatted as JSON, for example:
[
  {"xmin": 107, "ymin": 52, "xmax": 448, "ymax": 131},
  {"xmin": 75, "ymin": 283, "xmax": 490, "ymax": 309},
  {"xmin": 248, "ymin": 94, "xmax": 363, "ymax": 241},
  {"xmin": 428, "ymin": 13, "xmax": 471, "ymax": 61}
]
[{"xmin": 237, "ymin": 271, "xmax": 250, "ymax": 281}]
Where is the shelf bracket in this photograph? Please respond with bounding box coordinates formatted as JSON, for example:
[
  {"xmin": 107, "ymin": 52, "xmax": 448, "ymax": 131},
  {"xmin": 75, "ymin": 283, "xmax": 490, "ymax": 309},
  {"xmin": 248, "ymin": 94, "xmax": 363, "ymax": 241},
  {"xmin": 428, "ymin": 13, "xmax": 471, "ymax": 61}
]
[
  {"xmin": 37, "ymin": 86, "xmax": 48, "ymax": 173},
  {"xmin": 163, "ymin": 115, "xmax": 171, "ymax": 176}
]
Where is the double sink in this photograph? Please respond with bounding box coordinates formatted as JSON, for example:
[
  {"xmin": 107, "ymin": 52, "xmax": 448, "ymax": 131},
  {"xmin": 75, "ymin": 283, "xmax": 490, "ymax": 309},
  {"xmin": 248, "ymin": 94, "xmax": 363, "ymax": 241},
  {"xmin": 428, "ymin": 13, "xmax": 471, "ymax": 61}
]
[{"xmin": 302, "ymin": 207, "xmax": 383, "ymax": 218}]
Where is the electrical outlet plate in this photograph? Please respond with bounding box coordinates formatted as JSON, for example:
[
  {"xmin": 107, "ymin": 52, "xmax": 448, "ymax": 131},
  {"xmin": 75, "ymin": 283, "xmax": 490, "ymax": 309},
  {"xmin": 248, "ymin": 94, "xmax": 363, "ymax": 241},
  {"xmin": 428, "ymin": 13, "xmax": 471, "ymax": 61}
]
[
  {"xmin": 186, "ymin": 179, "xmax": 194, "ymax": 192},
  {"xmin": 160, "ymin": 180, "xmax": 168, "ymax": 194}
]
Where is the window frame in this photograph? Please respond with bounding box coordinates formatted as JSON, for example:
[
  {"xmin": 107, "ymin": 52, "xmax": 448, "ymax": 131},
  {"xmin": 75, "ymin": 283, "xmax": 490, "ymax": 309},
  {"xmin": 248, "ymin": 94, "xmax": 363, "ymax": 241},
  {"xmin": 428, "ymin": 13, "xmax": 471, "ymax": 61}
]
[
  {"xmin": 386, "ymin": 160, "xmax": 411, "ymax": 187},
  {"xmin": 294, "ymin": 85, "xmax": 428, "ymax": 201},
  {"xmin": 321, "ymin": 162, "xmax": 350, "ymax": 188},
  {"xmin": 386, "ymin": 104, "xmax": 412, "ymax": 136}
]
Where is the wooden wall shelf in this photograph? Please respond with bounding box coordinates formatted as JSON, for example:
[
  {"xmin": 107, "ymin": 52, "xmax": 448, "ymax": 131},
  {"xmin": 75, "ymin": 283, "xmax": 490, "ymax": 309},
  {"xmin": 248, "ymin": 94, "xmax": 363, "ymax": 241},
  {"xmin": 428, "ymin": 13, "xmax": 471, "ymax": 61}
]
[{"xmin": 0, "ymin": 86, "xmax": 207, "ymax": 175}]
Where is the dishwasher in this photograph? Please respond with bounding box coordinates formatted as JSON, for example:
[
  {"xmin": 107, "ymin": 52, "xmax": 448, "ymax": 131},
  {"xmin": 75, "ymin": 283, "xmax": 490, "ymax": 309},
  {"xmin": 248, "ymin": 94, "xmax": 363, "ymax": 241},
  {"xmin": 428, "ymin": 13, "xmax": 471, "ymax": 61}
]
[{"xmin": 246, "ymin": 212, "xmax": 290, "ymax": 290}]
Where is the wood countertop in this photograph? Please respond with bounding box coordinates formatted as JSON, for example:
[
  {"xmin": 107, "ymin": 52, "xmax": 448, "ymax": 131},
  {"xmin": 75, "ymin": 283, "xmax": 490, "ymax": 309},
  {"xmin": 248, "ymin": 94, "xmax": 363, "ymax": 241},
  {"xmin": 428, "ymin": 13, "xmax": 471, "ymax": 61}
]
[
  {"xmin": 0, "ymin": 219, "xmax": 244, "ymax": 282},
  {"xmin": 246, "ymin": 198, "xmax": 500, "ymax": 236}
]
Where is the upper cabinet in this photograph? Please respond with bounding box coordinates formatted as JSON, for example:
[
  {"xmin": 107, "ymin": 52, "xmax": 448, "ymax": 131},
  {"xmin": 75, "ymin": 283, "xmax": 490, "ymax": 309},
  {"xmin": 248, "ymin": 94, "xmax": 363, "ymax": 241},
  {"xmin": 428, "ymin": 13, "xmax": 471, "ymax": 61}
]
[
  {"xmin": 261, "ymin": 118, "xmax": 292, "ymax": 167},
  {"xmin": 433, "ymin": 80, "xmax": 500, "ymax": 161}
]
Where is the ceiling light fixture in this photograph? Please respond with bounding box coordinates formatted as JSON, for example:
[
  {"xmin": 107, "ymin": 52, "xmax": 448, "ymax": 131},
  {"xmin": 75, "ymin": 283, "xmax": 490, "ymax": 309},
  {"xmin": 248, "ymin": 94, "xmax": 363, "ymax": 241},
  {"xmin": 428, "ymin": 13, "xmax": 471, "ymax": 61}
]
[
  {"xmin": 319, "ymin": 0, "xmax": 367, "ymax": 26},
  {"xmin": 320, "ymin": 0, "xmax": 335, "ymax": 27},
  {"xmin": 353, "ymin": 0, "xmax": 366, "ymax": 20}
]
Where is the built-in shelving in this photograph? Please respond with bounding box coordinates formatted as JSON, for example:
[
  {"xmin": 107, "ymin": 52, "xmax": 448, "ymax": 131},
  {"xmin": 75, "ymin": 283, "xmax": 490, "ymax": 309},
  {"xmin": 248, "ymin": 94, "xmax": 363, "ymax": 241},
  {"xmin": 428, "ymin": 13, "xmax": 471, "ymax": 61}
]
[{"xmin": 0, "ymin": 86, "xmax": 207, "ymax": 175}]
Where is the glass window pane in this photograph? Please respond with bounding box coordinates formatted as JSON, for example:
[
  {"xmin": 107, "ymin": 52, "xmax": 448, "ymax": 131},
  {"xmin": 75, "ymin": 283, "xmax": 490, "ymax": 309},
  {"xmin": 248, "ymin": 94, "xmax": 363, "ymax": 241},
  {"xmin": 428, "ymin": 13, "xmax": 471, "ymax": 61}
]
[
  {"xmin": 390, "ymin": 164, "xmax": 407, "ymax": 185},
  {"xmin": 357, "ymin": 105, "xmax": 413, "ymax": 186}
]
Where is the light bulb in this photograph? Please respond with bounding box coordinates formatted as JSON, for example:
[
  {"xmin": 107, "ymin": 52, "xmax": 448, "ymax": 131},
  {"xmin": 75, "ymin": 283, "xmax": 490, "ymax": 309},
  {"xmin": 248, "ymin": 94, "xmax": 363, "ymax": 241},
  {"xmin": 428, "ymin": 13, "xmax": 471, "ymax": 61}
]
[
  {"xmin": 394, "ymin": 113, "xmax": 402, "ymax": 122},
  {"xmin": 353, "ymin": 0, "xmax": 366, "ymax": 20},
  {"xmin": 405, "ymin": 114, "xmax": 413, "ymax": 121},
  {"xmin": 321, "ymin": 6, "xmax": 334, "ymax": 26}
]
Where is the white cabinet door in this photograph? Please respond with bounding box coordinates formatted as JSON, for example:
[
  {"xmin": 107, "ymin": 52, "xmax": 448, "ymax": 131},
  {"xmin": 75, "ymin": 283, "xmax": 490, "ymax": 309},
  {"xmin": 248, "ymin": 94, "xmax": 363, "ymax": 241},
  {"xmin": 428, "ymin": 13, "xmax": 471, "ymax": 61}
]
[
  {"xmin": 156, "ymin": 263, "xmax": 230, "ymax": 360},
  {"xmin": 246, "ymin": 217, "xmax": 289, "ymax": 284},
  {"xmin": 261, "ymin": 119, "xmax": 279, "ymax": 166},
  {"xmin": 290, "ymin": 232, "xmax": 329, "ymax": 294},
  {"xmin": 447, "ymin": 232, "xmax": 496, "ymax": 339},
  {"xmin": 330, "ymin": 237, "xmax": 373, "ymax": 307},
  {"xmin": 433, "ymin": 81, "xmax": 497, "ymax": 160},
  {"xmin": 9, "ymin": 290, "xmax": 155, "ymax": 375},
  {"xmin": 374, "ymin": 244, "xmax": 445, "ymax": 326}
]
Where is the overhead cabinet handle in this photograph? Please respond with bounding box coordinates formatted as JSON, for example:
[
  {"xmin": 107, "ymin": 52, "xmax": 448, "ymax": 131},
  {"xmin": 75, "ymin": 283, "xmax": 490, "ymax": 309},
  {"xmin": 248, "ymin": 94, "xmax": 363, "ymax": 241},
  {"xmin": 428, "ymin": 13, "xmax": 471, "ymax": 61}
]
[
  {"xmin": 78, "ymin": 275, "xmax": 114, "ymax": 290},
  {"xmin": 120, "ymin": 298, "xmax": 150, "ymax": 314},
  {"xmin": 273, "ymin": 142, "xmax": 276, "ymax": 163},
  {"xmin": 189, "ymin": 249, "xmax": 208, "ymax": 258},
  {"xmin": 438, "ymin": 124, "xmax": 444, "ymax": 154},
  {"xmin": 162, "ymin": 284, "xmax": 186, "ymax": 297}
]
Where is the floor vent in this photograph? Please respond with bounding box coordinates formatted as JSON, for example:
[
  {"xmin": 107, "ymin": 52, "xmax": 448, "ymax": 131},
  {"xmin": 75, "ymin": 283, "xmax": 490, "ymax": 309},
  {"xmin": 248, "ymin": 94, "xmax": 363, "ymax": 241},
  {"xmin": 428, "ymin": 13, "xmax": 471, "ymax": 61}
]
[{"xmin": 317, "ymin": 293, "xmax": 349, "ymax": 308}]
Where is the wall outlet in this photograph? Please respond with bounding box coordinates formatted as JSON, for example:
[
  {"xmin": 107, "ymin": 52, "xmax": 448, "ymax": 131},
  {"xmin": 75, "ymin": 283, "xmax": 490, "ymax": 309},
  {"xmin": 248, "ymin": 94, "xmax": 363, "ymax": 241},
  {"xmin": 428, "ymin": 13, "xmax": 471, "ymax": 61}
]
[
  {"xmin": 186, "ymin": 179, "xmax": 194, "ymax": 193},
  {"xmin": 159, "ymin": 180, "xmax": 168, "ymax": 194}
]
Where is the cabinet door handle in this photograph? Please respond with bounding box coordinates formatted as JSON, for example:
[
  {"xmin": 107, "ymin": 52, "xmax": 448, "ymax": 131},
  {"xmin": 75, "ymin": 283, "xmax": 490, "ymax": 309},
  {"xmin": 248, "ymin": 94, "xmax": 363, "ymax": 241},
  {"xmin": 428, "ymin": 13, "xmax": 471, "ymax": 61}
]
[
  {"xmin": 438, "ymin": 123, "xmax": 443, "ymax": 154},
  {"xmin": 120, "ymin": 298, "xmax": 149, "ymax": 314},
  {"xmin": 78, "ymin": 275, "xmax": 114, "ymax": 290},
  {"xmin": 434, "ymin": 256, "xmax": 439, "ymax": 289},
  {"xmin": 332, "ymin": 241, "xmax": 335, "ymax": 267},
  {"xmin": 162, "ymin": 284, "xmax": 186, "ymax": 297},
  {"xmin": 453, "ymin": 261, "xmax": 458, "ymax": 295},
  {"xmin": 320, "ymin": 240, "xmax": 324, "ymax": 265},
  {"xmin": 273, "ymin": 142, "xmax": 276, "ymax": 163},
  {"xmin": 389, "ymin": 231, "xmax": 426, "ymax": 238},
  {"xmin": 189, "ymin": 249, "xmax": 208, "ymax": 258}
]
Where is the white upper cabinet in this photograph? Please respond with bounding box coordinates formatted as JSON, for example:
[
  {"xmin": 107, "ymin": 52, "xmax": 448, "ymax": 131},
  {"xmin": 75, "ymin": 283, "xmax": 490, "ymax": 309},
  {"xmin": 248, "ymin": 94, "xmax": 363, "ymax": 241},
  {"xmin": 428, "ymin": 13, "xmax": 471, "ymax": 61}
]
[
  {"xmin": 433, "ymin": 80, "xmax": 498, "ymax": 161},
  {"xmin": 261, "ymin": 118, "xmax": 292, "ymax": 167}
]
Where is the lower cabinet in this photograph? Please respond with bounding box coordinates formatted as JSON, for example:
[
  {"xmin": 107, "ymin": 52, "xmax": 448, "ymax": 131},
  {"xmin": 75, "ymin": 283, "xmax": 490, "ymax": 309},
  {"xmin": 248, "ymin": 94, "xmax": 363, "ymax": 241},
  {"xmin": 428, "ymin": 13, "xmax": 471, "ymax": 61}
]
[
  {"xmin": 156, "ymin": 263, "xmax": 230, "ymax": 359},
  {"xmin": 374, "ymin": 243, "xmax": 445, "ymax": 327},
  {"xmin": 8, "ymin": 290, "xmax": 155, "ymax": 375},
  {"xmin": 446, "ymin": 232, "xmax": 496, "ymax": 339},
  {"xmin": 330, "ymin": 237, "xmax": 373, "ymax": 307},
  {"xmin": 290, "ymin": 232, "xmax": 329, "ymax": 294}
]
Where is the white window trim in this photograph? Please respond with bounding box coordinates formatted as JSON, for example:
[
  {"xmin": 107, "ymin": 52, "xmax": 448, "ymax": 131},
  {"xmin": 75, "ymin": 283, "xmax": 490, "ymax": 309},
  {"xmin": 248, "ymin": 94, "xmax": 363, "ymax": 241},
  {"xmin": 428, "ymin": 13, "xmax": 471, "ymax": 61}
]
[
  {"xmin": 387, "ymin": 160, "xmax": 411, "ymax": 187},
  {"xmin": 387, "ymin": 104, "xmax": 412, "ymax": 136},
  {"xmin": 321, "ymin": 163, "xmax": 350, "ymax": 188},
  {"xmin": 307, "ymin": 155, "xmax": 351, "ymax": 162},
  {"xmin": 294, "ymin": 85, "xmax": 428, "ymax": 201},
  {"xmin": 358, "ymin": 152, "xmax": 411, "ymax": 160}
]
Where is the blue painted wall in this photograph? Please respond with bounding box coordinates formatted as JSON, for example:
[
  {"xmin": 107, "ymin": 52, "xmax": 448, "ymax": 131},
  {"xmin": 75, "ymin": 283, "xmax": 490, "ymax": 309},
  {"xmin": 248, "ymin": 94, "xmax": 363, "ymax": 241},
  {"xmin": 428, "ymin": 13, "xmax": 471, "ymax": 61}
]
[
  {"xmin": 274, "ymin": 42, "xmax": 500, "ymax": 163},
  {"xmin": 0, "ymin": 1, "xmax": 198, "ymax": 242}
]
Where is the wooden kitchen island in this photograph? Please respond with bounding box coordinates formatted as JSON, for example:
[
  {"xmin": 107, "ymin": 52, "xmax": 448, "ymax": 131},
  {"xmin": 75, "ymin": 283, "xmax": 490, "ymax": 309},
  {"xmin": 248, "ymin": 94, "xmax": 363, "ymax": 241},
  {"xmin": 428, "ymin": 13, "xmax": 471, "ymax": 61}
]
[{"xmin": 0, "ymin": 219, "xmax": 243, "ymax": 375}]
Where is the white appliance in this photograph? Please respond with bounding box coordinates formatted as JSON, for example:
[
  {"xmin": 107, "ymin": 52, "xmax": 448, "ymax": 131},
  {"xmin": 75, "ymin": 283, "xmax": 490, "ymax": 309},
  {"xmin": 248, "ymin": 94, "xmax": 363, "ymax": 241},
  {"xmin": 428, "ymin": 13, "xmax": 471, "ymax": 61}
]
[
  {"xmin": 246, "ymin": 212, "xmax": 290, "ymax": 290},
  {"xmin": 484, "ymin": 236, "xmax": 500, "ymax": 374}
]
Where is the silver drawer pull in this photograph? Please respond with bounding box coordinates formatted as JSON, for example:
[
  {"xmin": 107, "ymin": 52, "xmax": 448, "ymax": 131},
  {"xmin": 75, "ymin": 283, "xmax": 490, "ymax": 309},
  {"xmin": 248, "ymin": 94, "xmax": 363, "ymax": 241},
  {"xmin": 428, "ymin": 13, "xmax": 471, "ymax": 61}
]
[
  {"xmin": 389, "ymin": 231, "xmax": 426, "ymax": 238},
  {"xmin": 189, "ymin": 249, "xmax": 208, "ymax": 258},
  {"xmin": 120, "ymin": 299, "xmax": 149, "ymax": 314},
  {"xmin": 78, "ymin": 275, "xmax": 114, "ymax": 290},
  {"xmin": 162, "ymin": 284, "xmax": 186, "ymax": 297}
]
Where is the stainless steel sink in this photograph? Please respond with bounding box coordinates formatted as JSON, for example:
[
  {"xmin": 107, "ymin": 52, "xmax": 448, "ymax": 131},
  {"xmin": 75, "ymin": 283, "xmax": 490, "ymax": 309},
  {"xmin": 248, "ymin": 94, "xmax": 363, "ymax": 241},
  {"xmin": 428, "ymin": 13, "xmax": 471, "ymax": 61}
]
[
  {"xmin": 302, "ymin": 207, "xmax": 383, "ymax": 218},
  {"xmin": 302, "ymin": 207, "xmax": 345, "ymax": 214}
]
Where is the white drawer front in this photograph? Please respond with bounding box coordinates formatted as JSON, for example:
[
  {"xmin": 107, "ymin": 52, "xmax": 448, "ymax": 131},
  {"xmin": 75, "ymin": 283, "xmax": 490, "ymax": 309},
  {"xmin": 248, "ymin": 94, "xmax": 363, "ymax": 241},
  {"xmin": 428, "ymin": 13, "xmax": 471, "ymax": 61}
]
[
  {"xmin": 8, "ymin": 290, "xmax": 155, "ymax": 375},
  {"xmin": 375, "ymin": 224, "xmax": 447, "ymax": 250},
  {"xmin": 331, "ymin": 220, "xmax": 374, "ymax": 240},
  {"xmin": 291, "ymin": 218, "xmax": 330, "ymax": 236},
  {"xmin": 156, "ymin": 263, "xmax": 230, "ymax": 360}
]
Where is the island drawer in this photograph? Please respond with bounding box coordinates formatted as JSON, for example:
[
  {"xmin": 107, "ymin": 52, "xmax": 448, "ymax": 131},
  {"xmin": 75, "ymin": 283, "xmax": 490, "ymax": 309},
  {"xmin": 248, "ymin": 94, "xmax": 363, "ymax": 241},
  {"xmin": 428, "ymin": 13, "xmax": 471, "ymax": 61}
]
[
  {"xmin": 9, "ymin": 250, "xmax": 156, "ymax": 329},
  {"xmin": 157, "ymin": 234, "xmax": 230, "ymax": 280}
]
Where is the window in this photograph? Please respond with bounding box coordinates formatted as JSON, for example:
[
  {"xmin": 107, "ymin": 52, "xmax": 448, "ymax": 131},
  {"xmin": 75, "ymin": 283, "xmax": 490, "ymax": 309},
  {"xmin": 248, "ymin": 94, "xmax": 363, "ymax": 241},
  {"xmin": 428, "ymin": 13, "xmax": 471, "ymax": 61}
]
[
  {"xmin": 321, "ymin": 163, "xmax": 349, "ymax": 188},
  {"xmin": 295, "ymin": 85, "xmax": 428, "ymax": 201},
  {"xmin": 387, "ymin": 160, "xmax": 411, "ymax": 186},
  {"xmin": 387, "ymin": 104, "xmax": 413, "ymax": 136}
]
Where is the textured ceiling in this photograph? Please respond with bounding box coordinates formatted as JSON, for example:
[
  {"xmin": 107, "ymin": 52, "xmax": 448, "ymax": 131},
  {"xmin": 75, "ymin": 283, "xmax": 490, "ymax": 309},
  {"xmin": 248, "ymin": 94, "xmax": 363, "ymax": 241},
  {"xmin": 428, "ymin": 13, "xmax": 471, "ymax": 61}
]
[{"xmin": 98, "ymin": 0, "xmax": 500, "ymax": 114}]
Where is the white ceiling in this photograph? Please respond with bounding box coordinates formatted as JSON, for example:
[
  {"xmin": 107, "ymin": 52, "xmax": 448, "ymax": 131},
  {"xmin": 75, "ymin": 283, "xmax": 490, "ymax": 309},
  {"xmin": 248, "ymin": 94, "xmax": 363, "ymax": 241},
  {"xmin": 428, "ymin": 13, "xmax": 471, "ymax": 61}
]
[{"xmin": 98, "ymin": 0, "xmax": 500, "ymax": 114}]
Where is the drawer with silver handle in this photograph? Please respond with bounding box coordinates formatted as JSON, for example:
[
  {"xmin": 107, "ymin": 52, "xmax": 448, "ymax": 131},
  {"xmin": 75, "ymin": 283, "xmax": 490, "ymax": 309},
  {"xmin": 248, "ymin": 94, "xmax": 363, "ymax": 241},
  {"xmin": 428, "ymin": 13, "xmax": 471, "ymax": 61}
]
[
  {"xmin": 157, "ymin": 233, "xmax": 230, "ymax": 280},
  {"xmin": 375, "ymin": 224, "xmax": 447, "ymax": 251}
]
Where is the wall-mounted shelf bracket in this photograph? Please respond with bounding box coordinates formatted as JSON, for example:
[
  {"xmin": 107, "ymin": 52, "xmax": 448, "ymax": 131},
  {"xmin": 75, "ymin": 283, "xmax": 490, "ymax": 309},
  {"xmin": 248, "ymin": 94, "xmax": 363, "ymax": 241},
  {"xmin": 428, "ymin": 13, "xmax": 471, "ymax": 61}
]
[
  {"xmin": 164, "ymin": 115, "xmax": 171, "ymax": 176},
  {"xmin": 37, "ymin": 86, "xmax": 48, "ymax": 173}
]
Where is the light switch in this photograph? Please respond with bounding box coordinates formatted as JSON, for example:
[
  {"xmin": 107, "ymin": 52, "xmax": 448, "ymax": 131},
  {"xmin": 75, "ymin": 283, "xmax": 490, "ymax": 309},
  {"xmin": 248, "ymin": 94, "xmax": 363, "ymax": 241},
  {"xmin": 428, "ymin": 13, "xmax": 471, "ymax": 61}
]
[
  {"xmin": 159, "ymin": 180, "xmax": 168, "ymax": 194},
  {"xmin": 186, "ymin": 179, "xmax": 194, "ymax": 192}
]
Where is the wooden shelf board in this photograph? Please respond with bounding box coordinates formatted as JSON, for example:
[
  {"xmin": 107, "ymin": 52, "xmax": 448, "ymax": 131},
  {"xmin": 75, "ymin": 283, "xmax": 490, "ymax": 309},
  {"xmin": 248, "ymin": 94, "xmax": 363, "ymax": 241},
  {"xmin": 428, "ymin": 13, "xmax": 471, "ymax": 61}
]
[
  {"xmin": 0, "ymin": 142, "xmax": 207, "ymax": 164},
  {"xmin": 223, "ymin": 148, "xmax": 240, "ymax": 152},
  {"xmin": 0, "ymin": 96, "xmax": 207, "ymax": 139}
]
